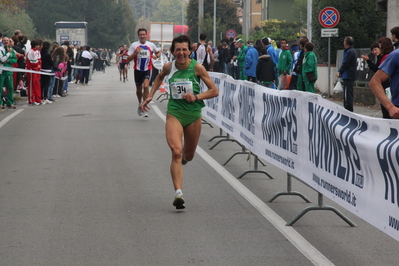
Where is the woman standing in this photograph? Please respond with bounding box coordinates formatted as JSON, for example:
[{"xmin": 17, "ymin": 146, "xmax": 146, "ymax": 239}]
[
  {"xmin": 302, "ymin": 42, "xmax": 318, "ymax": 93},
  {"xmin": 40, "ymin": 41, "xmax": 54, "ymax": 104},
  {"xmin": 141, "ymin": 35, "xmax": 219, "ymax": 210},
  {"xmin": 362, "ymin": 38, "xmax": 393, "ymax": 118}
]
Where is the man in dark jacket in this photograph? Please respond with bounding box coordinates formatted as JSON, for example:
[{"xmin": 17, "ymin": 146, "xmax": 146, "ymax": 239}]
[{"xmin": 337, "ymin": 36, "xmax": 357, "ymax": 112}]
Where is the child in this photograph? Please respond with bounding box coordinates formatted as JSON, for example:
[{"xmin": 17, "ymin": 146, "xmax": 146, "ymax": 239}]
[{"xmin": 52, "ymin": 46, "xmax": 68, "ymax": 97}]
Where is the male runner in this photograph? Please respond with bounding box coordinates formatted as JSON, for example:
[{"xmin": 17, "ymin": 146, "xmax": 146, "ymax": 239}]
[{"xmin": 127, "ymin": 28, "xmax": 161, "ymax": 117}]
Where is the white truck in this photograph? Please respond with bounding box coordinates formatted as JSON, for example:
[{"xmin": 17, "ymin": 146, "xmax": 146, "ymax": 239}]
[{"xmin": 55, "ymin": 21, "xmax": 88, "ymax": 46}]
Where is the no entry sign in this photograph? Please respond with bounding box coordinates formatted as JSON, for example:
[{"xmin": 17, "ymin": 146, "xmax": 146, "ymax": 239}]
[{"xmin": 318, "ymin": 7, "xmax": 340, "ymax": 28}]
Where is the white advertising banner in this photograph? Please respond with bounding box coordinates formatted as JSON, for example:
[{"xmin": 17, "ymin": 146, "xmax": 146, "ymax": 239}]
[{"xmin": 201, "ymin": 72, "xmax": 399, "ymax": 242}]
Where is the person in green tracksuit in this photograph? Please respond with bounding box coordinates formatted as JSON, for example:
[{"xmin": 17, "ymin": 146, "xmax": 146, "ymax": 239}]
[
  {"xmin": 302, "ymin": 42, "xmax": 318, "ymax": 93},
  {"xmin": 234, "ymin": 39, "xmax": 248, "ymax": 80},
  {"xmin": 276, "ymin": 39, "xmax": 292, "ymax": 89},
  {"xmin": 0, "ymin": 36, "xmax": 18, "ymax": 109}
]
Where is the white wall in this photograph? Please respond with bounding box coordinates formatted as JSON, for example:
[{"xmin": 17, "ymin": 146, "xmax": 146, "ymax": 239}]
[{"xmin": 316, "ymin": 65, "xmax": 337, "ymax": 97}]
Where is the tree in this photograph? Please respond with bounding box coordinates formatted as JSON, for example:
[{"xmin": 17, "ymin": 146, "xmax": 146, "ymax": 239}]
[
  {"xmin": 0, "ymin": 2, "xmax": 36, "ymax": 38},
  {"xmin": 312, "ymin": 0, "xmax": 386, "ymax": 63},
  {"xmin": 152, "ymin": 0, "xmax": 186, "ymax": 24},
  {"xmin": 128, "ymin": 0, "xmax": 159, "ymax": 21},
  {"xmin": 291, "ymin": 0, "xmax": 306, "ymax": 30},
  {"xmin": 250, "ymin": 19, "xmax": 301, "ymax": 42},
  {"xmin": 186, "ymin": 0, "xmax": 241, "ymax": 43},
  {"xmin": 25, "ymin": 0, "xmax": 136, "ymax": 49}
]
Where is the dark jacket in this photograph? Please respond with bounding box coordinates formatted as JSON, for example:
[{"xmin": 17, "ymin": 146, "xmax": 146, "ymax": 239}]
[
  {"xmin": 256, "ymin": 55, "xmax": 275, "ymax": 83},
  {"xmin": 339, "ymin": 47, "xmax": 357, "ymax": 80},
  {"xmin": 218, "ymin": 47, "xmax": 231, "ymax": 63},
  {"xmin": 40, "ymin": 49, "xmax": 53, "ymax": 70}
]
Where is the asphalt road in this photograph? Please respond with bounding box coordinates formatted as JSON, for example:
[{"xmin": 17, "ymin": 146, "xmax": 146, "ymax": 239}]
[{"xmin": 0, "ymin": 64, "xmax": 398, "ymax": 266}]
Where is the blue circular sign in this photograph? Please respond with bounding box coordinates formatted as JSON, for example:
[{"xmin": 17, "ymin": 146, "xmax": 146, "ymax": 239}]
[
  {"xmin": 226, "ymin": 29, "xmax": 236, "ymax": 39},
  {"xmin": 319, "ymin": 7, "xmax": 340, "ymax": 28}
]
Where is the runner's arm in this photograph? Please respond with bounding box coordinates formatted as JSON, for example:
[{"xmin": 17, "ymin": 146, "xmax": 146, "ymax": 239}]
[
  {"xmin": 369, "ymin": 69, "xmax": 399, "ymax": 118},
  {"xmin": 141, "ymin": 63, "xmax": 172, "ymax": 111},
  {"xmin": 192, "ymin": 63, "xmax": 218, "ymax": 101}
]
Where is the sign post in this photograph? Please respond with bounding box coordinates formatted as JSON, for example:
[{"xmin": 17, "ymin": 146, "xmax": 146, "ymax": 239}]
[{"xmin": 319, "ymin": 7, "xmax": 340, "ymax": 97}]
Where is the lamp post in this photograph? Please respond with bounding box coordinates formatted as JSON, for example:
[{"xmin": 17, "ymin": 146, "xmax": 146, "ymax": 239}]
[
  {"xmin": 199, "ymin": 0, "xmax": 203, "ymax": 35},
  {"xmin": 307, "ymin": 0, "xmax": 312, "ymax": 41},
  {"xmin": 213, "ymin": 0, "xmax": 216, "ymax": 44}
]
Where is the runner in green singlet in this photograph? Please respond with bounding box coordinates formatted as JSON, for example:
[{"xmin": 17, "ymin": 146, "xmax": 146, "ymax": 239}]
[{"xmin": 141, "ymin": 35, "xmax": 219, "ymax": 210}]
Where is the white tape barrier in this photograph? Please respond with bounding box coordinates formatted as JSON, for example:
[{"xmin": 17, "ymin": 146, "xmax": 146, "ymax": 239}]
[
  {"xmin": 201, "ymin": 72, "xmax": 399, "ymax": 242},
  {"xmin": 71, "ymin": 65, "xmax": 91, "ymax": 69},
  {"xmin": 0, "ymin": 65, "xmax": 55, "ymax": 75}
]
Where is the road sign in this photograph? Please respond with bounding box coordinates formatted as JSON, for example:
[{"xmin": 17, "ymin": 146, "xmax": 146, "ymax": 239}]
[
  {"xmin": 321, "ymin": 28, "xmax": 339, "ymax": 38},
  {"xmin": 226, "ymin": 29, "xmax": 237, "ymax": 39},
  {"xmin": 318, "ymin": 7, "xmax": 340, "ymax": 28}
]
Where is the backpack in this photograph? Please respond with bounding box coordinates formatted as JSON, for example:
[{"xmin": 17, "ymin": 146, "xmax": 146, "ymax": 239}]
[{"xmin": 194, "ymin": 44, "xmax": 209, "ymax": 70}]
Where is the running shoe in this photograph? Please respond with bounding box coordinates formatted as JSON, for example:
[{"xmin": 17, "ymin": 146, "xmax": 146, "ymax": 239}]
[
  {"xmin": 173, "ymin": 195, "xmax": 185, "ymax": 209},
  {"xmin": 182, "ymin": 157, "xmax": 188, "ymax": 165},
  {"xmin": 137, "ymin": 106, "xmax": 144, "ymax": 116},
  {"xmin": 143, "ymin": 111, "xmax": 148, "ymax": 117}
]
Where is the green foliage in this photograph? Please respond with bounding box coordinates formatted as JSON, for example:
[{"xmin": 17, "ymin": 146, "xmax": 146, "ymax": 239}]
[
  {"xmin": 186, "ymin": 0, "xmax": 241, "ymax": 43},
  {"xmin": 25, "ymin": 0, "xmax": 136, "ymax": 49},
  {"xmin": 0, "ymin": 3, "xmax": 36, "ymax": 38},
  {"xmin": 198, "ymin": 14, "xmax": 229, "ymax": 42},
  {"xmin": 152, "ymin": 0, "xmax": 186, "ymax": 24},
  {"xmin": 250, "ymin": 19, "xmax": 301, "ymax": 42},
  {"xmin": 312, "ymin": 0, "xmax": 386, "ymax": 63}
]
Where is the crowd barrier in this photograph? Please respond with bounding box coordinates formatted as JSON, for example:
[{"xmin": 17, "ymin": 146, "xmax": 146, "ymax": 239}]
[{"xmin": 197, "ymin": 72, "xmax": 399, "ymax": 242}]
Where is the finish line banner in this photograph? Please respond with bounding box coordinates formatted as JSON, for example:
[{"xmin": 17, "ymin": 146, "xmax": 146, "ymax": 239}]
[{"xmin": 201, "ymin": 72, "xmax": 399, "ymax": 242}]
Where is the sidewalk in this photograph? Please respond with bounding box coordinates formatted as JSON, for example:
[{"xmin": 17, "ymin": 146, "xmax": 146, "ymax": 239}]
[{"xmin": 322, "ymin": 94, "xmax": 382, "ymax": 118}]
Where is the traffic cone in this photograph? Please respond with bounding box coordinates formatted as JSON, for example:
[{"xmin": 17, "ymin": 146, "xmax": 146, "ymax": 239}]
[{"xmin": 159, "ymin": 82, "xmax": 166, "ymax": 93}]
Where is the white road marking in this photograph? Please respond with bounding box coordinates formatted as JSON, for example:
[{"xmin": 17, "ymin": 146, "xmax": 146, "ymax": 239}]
[
  {"xmin": 152, "ymin": 104, "xmax": 334, "ymax": 266},
  {"xmin": 0, "ymin": 109, "xmax": 24, "ymax": 129}
]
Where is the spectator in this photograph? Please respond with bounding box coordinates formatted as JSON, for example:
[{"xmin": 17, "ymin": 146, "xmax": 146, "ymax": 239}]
[
  {"xmin": 390, "ymin": 26, "xmax": 399, "ymax": 50},
  {"xmin": 276, "ymin": 38, "xmax": 292, "ymax": 87},
  {"xmin": 302, "ymin": 42, "xmax": 318, "ymax": 93},
  {"xmin": 261, "ymin": 37, "xmax": 278, "ymax": 66},
  {"xmin": 336, "ymin": 36, "xmax": 357, "ymax": 112},
  {"xmin": 25, "ymin": 39, "xmax": 42, "ymax": 105},
  {"xmin": 218, "ymin": 41, "xmax": 230, "ymax": 74},
  {"xmin": 207, "ymin": 40, "xmax": 216, "ymax": 54},
  {"xmin": 0, "ymin": 36, "xmax": 18, "ymax": 108},
  {"xmin": 52, "ymin": 46, "xmax": 68, "ymax": 97},
  {"xmin": 228, "ymin": 37, "xmax": 237, "ymax": 77},
  {"xmin": 254, "ymin": 39, "xmax": 262, "ymax": 55},
  {"xmin": 293, "ymin": 37, "xmax": 309, "ymax": 91},
  {"xmin": 362, "ymin": 38, "xmax": 393, "ymax": 118},
  {"xmin": 233, "ymin": 39, "xmax": 247, "ymax": 80},
  {"xmin": 62, "ymin": 41, "xmax": 74, "ymax": 82},
  {"xmin": 256, "ymin": 48, "xmax": 275, "ymax": 88},
  {"xmin": 370, "ymin": 48, "xmax": 399, "ymax": 118},
  {"xmin": 244, "ymin": 40, "xmax": 258, "ymax": 83},
  {"xmin": 288, "ymin": 44, "xmax": 300, "ymax": 90},
  {"xmin": 15, "ymin": 35, "xmax": 28, "ymax": 88},
  {"xmin": 213, "ymin": 44, "xmax": 220, "ymax": 72},
  {"xmin": 40, "ymin": 41, "xmax": 54, "ymax": 103},
  {"xmin": 79, "ymin": 45, "xmax": 93, "ymax": 85}
]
